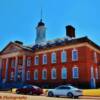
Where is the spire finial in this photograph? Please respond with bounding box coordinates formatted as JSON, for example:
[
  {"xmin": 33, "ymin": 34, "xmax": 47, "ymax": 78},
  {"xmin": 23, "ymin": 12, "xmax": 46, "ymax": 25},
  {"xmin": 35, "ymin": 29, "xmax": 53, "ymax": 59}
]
[{"xmin": 40, "ymin": 8, "xmax": 43, "ymax": 22}]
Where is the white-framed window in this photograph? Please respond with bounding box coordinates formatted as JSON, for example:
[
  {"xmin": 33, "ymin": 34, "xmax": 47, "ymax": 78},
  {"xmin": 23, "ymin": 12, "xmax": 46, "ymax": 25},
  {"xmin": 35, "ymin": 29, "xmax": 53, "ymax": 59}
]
[
  {"xmin": 91, "ymin": 66, "xmax": 94, "ymax": 78},
  {"xmin": 34, "ymin": 69, "xmax": 38, "ymax": 80},
  {"xmin": 27, "ymin": 57, "xmax": 31, "ymax": 67},
  {"xmin": 72, "ymin": 66, "xmax": 79, "ymax": 79},
  {"xmin": 61, "ymin": 67, "xmax": 67, "ymax": 79},
  {"xmin": 26, "ymin": 71, "xmax": 30, "ymax": 80},
  {"xmin": 95, "ymin": 68, "xmax": 98, "ymax": 80},
  {"xmin": 10, "ymin": 71, "xmax": 14, "ymax": 80},
  {"xmin": 34, "ymin": 56, "xmax": 39, "ymax": 65},
  {"xmin": 94, "ymin": 52, "xmax": 97, "ymax": 63},
  {"xmin": 51, "ymin": 68, "xmax": 56, "ymax": 79},
  {"xmin": 51, "ymin": 52, "xmax": 56, "ymax": 63},
  {"xmin": 42, "ymin": 69, "xmax": 47, "ymax": 80},
  {"xmin": 11, "ymin": 59, "xmax": 15, "ymax": 68},
  {"xmin": 61, "ymin": 50, "xmax": 67, "ymax": 63},
  {"xmin": 43, "ymin": 54, "xmax": 47, "ymax": 64},
  {"xmin": 72, "ymin": 49, "xmax": 78, "ymax": 61}
]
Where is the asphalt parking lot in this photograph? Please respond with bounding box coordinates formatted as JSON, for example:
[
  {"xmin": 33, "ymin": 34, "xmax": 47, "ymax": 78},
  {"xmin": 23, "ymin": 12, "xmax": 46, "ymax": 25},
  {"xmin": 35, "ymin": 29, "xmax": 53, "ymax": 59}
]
[{"xmin": 0, "ymin": 92, "xmax": 100, "ymax": 100}]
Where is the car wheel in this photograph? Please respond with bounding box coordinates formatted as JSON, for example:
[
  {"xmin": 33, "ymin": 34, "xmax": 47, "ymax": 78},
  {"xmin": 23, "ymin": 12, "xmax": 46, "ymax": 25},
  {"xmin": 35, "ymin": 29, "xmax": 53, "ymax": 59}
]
[
  {"xmin": 48, "ymin": 92, "xmax": 54, "ymax": 97},
  {"xmin": 67, "ymin": 92, "xmax": 74, "ymax": 98},
  {"xmin": 16, "ymin": 90, "xmax": 20, "ymax": 94},
  {"xmin": 74, "ymin": 96, "xmax": 79, "ymax": 99},
  {"xmin": 29, "ymin": 91, "xmax": 33, "ymax": 95}
]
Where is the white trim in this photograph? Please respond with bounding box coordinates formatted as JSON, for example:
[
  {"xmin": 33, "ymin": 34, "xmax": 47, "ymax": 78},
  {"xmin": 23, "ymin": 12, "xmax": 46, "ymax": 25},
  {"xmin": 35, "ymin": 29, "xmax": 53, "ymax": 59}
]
[
  {"xmin": 34, "ymin": 69, "xmax": 38, "ymax": 80},
  {"xmin": 26, "ymin": 71, "xmax": 30, "ymax": 80},
  {"xmin": 51, "ymin": 52, "xmax": 56, "ymax": 64},
  {"xmin": 42, "ymin": 69, "xmax": 47, "ymax": 80},
  {"xmin": 61, "ymin": 67, "xmax": 67, "ymax": 79},
  {"xmin": 34, "ymin": 56, "xmax": 39, "ymax": 65},
  {"xmin": 43, "ymin": 54, "xmax": 47, "ymax": 64},
  {"xmin": 72, "ymin": 66, "xmax": 79, "ymax": 79},
  {"xmin": 72, "ymin": 49, "xmax": 78, "ymax": 61},
  {"xmin": 51, "ymin": 68, "xmax": 56, "ymax": 79},
  {"xmin": 61, "ymin": 50, "xmax": 67, "ymax": 63}
]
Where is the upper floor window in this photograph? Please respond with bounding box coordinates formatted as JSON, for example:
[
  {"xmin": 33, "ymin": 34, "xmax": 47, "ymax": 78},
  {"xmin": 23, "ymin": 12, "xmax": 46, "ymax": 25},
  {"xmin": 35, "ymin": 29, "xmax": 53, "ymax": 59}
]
[
  {"xmin": 72, "ymin": 49, "xmax": 78, "ymax": 61},
  {"xmin": 42, "ymin": 69, "xmax": 47, "ymax": 80},
  {"xmin": 34, "ymin": 56, "xmax": 39, "ymax": 65},
  {"xmin": 11, "ymin": 59, "xmax": 15, "ymax": 68},
  {"xmin": 43, "ymin": 54, "xmax": 47, "ymax": 64},
  {"xmin": 72, "ymin": 66, "xmax": 79, "ymax": 79},
  {"xmin": 34, "ymin": 69, "xmax": 38, "ymax": 80},
  {"xmin": 27, "ymin": 57, "xmax": 31, "ymax": 67},
  {"xmin": 51, "ymin": 68, "xmax": 56, "ymax": 79},
  {"xmin": 61, "ymin": 67, "xmax": 67, "ymax": 79},
  {"xmin": 95, "ymin": 68, "xmax": 98, "ymax": 80},
  {"xmin": 61, "ymin": 50, "xmax": 67, "ymax": 63},
  {"xmin": 26, "ymin": 71, "xmax": 30, "ymax": 80},
  {"xmin": 94, "ymin": 52, "xmax": 97, "ymax": 63},
  {"xmin": 51, "ymin": 52, "xmax": 56, "ymax": 63}
]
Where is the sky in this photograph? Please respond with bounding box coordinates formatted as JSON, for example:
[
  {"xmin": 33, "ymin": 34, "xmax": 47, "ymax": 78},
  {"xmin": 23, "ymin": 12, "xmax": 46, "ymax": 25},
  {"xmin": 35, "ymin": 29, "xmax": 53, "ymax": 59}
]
[{"xmin": 0, "ymin": 0, "xmax": 100, "ymax": 50}]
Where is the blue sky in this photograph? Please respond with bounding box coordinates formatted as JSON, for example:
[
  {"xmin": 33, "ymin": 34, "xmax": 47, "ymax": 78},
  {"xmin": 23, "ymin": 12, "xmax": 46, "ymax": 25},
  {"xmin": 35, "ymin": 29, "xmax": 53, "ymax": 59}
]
[{"xmin": 0, "ymin": 0, "xmax": 100, "ymax": 50}]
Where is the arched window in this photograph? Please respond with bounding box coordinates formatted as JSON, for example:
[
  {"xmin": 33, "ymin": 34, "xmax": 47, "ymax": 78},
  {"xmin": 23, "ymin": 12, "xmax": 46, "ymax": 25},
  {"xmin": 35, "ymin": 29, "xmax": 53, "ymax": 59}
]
[
  {"xmin": 43, "ymin": 54, "xmax": 47, "ymax": 64},
  {"xmin": 61, "ymin": 67, "xmax": 67, "ymax": 79},
  {"xmin": 10, "ymin": 71, "xmax": 14, "ymax": 80},
  {"xmin": 42, "ymin": 69, "xmax": 47, "ymax": 80},
  {"xmin": 72, "ymin": 66, "xmax": 79, "ymax": 79},
  {"xmin": 51, "ymin": 68, "xmax": 56, "ymax": 79},
  {"xmin": 51, "ymin": 52, "xmax": 56, "ymax": 63},
  {"xmin": 27, "ymin": 57, "xmax": 31, "ymax": 67},
  {"xmin": 72, "ymin": 49, "xmax": 78, "ymax": 61},
  {"xmin": 95, "ymin": 68, "xmax": 98, "ymax": 80},
  {"xmin": 94, "ymin": 52, "xmax": 97, "ymax": 63},
  {"xmin": 26, "ymin": 71, "xmax": 30, "ymax": 80},
  {"xmin": 91, "ymin": 66, "xmax": 94, "ymax": 78},
  {"xmin": 61, "ymin": 50, "xmax": 67, "ymax": 63},
  {"xmin": 34, "ymin": 56, "xmax": 39, "ymax": 65},
  {"xmin": 34, "ymin": 69, "xmax": 38, "ymax": 80}
]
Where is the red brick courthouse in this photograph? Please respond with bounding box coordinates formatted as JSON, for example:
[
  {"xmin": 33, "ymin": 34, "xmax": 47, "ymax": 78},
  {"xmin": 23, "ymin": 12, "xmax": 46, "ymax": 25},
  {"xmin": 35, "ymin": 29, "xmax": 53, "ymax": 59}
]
[{"xmin": 0, "ymin": 20, "xmax": 100, "ymax": 88}]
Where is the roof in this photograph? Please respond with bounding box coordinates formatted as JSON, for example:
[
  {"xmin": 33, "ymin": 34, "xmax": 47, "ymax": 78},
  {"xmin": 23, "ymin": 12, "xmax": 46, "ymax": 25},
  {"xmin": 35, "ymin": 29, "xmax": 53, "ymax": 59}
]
[
  {"xmin": 32, "ymin": 36, "xmax": 100, "ymax": 51},
  {"xmin": 0, "ymin": 36, "xmax": 100, "ymax": 54}
]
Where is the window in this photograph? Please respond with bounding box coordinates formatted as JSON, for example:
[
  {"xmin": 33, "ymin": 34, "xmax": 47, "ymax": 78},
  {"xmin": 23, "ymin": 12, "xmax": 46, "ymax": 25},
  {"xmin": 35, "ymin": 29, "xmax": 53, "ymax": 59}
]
[
  {"xmin": 10, "ymin": 72, "xmax": 14, "ymax": 80},
  {"xmin": 95, "ymin": 68, "xmax": 98, "ymax": 80},
  {"xmin": 94, "ymin": 52, "xmax": 97, "ymax": 63},
  {"xmin": 51, "ymin": 52, "xmax": 56, "ymax": 63},
  {"xmin": 72, "ymin": 67, "xmax": 79, "ymax": 79},
  {"xmin": 43, "ymin": 54, "xmax": 47, "ymax": 64},
  {"xmin": 61, "ymin": 67, "xmax": 67, "ymax": 79},
  {"xmin": 26, "ymin": 71, "xmax": 30, "ymax": 80},
  {"xmin": 51, "ymin": 68, "xmax": 56, "ymax": 79},
  {"xmin": 34, "ymin": 56, "xmax": 39, "ymax": 65},
  {"xmin": 11, "ymin": 59, "xmax": 15, "ymax": 68},
  {"xmin": 34, "ymin": 70, "xmax": 38, "ymax": 80},
  {"xmin": 91, "ymin": 66, "xmax": 94, "ymax": 78},
  {"xmin": 72, "ymin": 49, "xmax": 78, "ymax": 61},
  {"xmin": 27, "ymin": 57, "xmax": 31, "ymax": 66},
  {"xmin": 61, "ymin": 50, "xmax": 67, "ymax": 63},
  {"xmin": 42, "ymin": 69, "xmax": 47, "ymax": 80}
]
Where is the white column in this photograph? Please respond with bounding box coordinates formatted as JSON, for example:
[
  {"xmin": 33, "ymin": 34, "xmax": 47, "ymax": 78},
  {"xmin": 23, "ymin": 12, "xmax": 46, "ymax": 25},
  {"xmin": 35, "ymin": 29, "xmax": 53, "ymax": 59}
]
[
  {"xmin": 14, "ymin": 56, "xmax": 18, "ymax": 81},
  {"xmin": 22, "ymin": 55, "xmax": 26, "ymax": 82},
  {"xmin": 0, "ymin": 58, "xmax": 2, "ymax": 81},
  {"xmin": 5, "ymin": 58, "xmax": 9, "ymax": 83}
]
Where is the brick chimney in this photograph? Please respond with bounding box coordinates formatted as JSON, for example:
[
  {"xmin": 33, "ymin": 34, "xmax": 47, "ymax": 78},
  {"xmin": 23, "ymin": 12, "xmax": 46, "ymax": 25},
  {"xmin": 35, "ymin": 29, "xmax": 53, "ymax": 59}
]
[{"xmin": 66, "ymin": 25, "xmax": 75, "ymax": 38}]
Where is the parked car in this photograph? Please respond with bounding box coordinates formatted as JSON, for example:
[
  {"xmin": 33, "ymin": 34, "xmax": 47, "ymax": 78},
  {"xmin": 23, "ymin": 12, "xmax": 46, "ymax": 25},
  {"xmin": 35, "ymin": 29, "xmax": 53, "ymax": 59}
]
[
  {"xmin": 16, "ymin": 85, "xmax": 43, "ymax": 95},
  {"xmin": 47, "ymin": 85, "xmax": 82, "ymax": 98}
]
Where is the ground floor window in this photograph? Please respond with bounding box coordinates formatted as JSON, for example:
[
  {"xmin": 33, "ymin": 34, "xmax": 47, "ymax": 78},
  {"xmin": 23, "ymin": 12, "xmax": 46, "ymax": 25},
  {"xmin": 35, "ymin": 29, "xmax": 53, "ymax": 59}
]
[
  {"xmin": 61, "ymin": 67, "xmax": 67, "ymax": 79},
  {"xmin": 34, "ymin": 70, "xmax": 38, "ymax": 80},
  {"xmin": 72, "ymin": 66, "xmax": 79, "ymax": 79},
  {"xmin": 26, "ymin": 71, "xmax": 30, "ymax": 80},
  {"xmin": 42, "ymin": 69, "xmax": 47, "ymax": 80},
  {"xmin": 51, "ymin": 68, "xmax": 56, "ymax": 79}
]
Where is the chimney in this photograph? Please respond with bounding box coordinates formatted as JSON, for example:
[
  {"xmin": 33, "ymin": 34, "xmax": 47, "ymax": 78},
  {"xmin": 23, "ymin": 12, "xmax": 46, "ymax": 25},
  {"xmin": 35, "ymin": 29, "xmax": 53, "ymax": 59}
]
[
  {"xmin": 14, "ymin": 41, "xmax": 23, "ymax": 45},
  {"xmin": 66, "ymin": 25, "xmax": 75, "ymax": 38}
]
